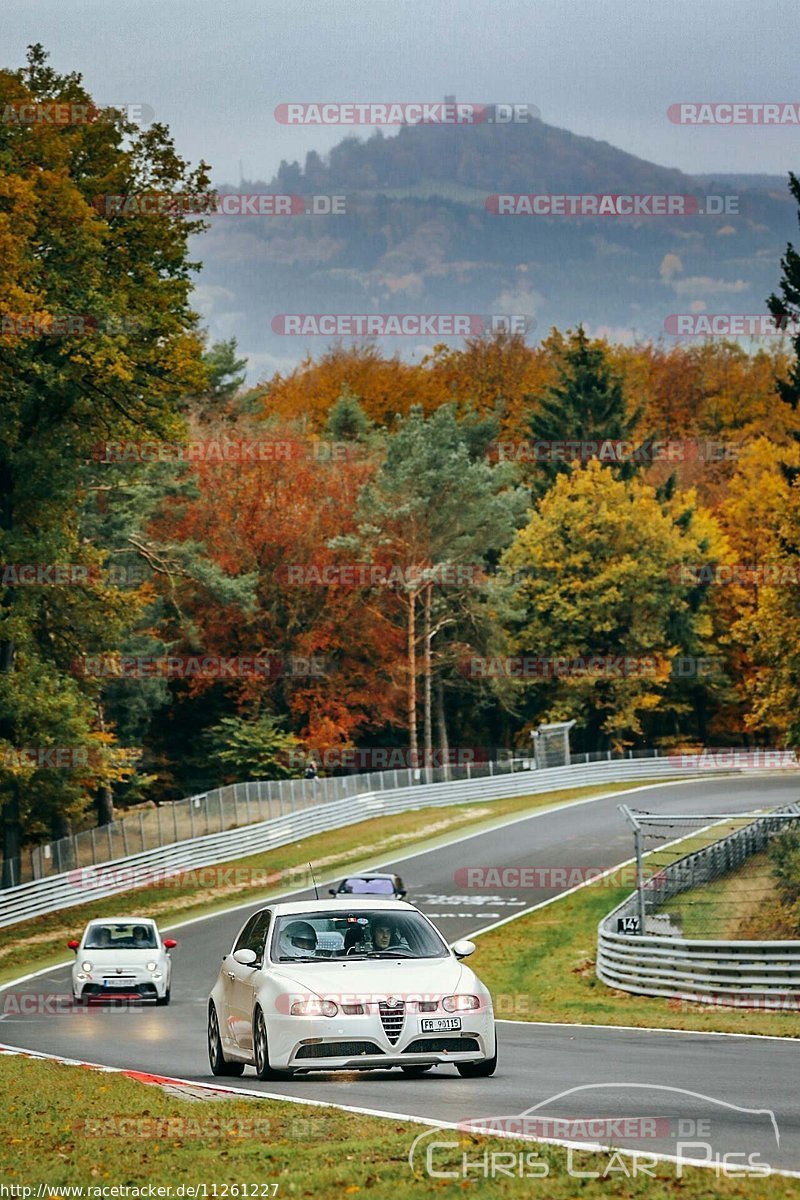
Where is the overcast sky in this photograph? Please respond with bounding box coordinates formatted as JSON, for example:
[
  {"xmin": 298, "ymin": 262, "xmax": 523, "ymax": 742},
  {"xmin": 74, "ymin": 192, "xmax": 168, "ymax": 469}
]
[{"xmin": 3, "ymin": 0, "xmax": 798, "ymax": 184}]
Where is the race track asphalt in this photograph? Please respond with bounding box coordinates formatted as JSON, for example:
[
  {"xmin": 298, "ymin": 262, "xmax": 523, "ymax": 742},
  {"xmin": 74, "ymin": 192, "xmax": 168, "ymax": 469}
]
[{"xmin": 3, "ymin": 774, "xmax": 799, "ymax": 1173}]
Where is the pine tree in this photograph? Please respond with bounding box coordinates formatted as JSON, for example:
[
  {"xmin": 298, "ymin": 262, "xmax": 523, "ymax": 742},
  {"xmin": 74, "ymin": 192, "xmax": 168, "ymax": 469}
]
[
  {"xmin": 767, "ymin": 172, "xmax": 800, "ymax": 412},
  {"xmin": 527, "ymin": 326, "xmax": 643, "ymax": 496}
]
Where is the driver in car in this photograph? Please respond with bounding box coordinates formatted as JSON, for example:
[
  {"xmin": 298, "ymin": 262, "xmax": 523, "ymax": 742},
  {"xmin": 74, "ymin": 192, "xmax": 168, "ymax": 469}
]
[
  {"xmin": 371, "ymin": 918, "xmax": 406, "ymax": 951},
  {"xmin": 278, "ymin": 920, "xmax": 318, "ymax": 959}
]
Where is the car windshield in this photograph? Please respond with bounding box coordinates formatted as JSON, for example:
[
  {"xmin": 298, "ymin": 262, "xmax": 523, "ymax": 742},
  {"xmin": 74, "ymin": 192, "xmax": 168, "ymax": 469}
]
[
  {"xmin": 84, "ymin": 922, "xmax": 158, "ymax": 950},
  {"xmin": 271, "ymin": 910, "xmax": 447, "ymax": 961},
  {"xmin": 339, "ymin": 877, "xmax": 395, "ymax": 894}
]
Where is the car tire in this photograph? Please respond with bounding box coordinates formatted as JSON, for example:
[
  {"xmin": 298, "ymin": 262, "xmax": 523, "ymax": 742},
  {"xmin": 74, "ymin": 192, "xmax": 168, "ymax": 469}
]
[
  {"xmin": 208, "ymin": 1003, "xmax": 245, "ymax": 1077},
  {"xmin": 72, "ymin": 993, "xmax": 87, "ymax": 1007},
  {"xmin": 253, "ymin": 1007, "xmax": 293, "ymax": 1081},
  {"xmin": 456, "ymin": 1048, "xmax": 498, "ymax": 1078},
  {"xmin": 156, "ymin": 988, "xmax": 171, "ymax": 1006},
  {"xmin": 400, "ymin": 1064, "xmax": 434, "ymax": 1076}
]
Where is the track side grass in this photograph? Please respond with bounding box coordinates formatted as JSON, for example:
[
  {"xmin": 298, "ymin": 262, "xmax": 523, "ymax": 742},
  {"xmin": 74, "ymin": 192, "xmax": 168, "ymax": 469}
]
[{"xmin": 1, "ymin": 1054, "xmax": 795, "ymax": 1196}]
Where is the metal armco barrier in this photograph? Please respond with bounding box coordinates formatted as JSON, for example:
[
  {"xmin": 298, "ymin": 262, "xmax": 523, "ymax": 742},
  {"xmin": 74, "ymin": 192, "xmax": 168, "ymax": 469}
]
[
  {"xmin": 597, "ymin": 803, "xmax": 800, "ymax": 1007},
  {"xmin": 1, "ymin": 750, "xmax": 796, "ymax": 928}
]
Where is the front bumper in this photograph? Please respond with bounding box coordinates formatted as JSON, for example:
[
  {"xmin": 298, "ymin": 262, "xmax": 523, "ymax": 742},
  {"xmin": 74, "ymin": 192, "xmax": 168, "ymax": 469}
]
[
  {"xmin": 73, "ymin": 970, "xmax": 167, "ymax": 1001},
  {"xmin": 267, "ymin": 1008, "xmax": 496, "ymax": 1071}
]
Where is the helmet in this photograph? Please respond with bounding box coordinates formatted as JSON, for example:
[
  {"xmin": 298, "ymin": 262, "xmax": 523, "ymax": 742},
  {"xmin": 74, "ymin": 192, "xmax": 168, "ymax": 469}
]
[{"xmin": 280, "ymin": 920, "xmax": 317, "ymax": 956}]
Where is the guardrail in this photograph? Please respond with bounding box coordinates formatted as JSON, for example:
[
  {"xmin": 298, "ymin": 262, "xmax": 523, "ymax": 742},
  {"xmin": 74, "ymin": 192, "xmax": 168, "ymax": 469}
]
[
  {"xmin": 4, "ymin": 747, "xmax": 677, "ymax": 888},
  {"xmin": 2, "ymin": 749, "xmax": 793, "ymax": 928},
  {"xmin": 597, "ymin": 803, "xmax": 800, "ymax": 1007}
]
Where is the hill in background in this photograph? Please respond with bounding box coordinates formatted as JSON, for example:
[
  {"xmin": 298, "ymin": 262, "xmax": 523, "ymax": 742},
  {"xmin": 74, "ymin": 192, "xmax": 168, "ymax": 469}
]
[{"xmin": 190, "ymin": 115, "xmax": 796, "ymax": 380}]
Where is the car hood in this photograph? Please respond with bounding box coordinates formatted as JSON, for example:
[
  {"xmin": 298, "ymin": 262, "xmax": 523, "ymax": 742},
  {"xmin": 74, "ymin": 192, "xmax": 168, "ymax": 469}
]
[
  {"xmin": 268, "ymin": 956, "xmax": 470, "ymax": 999},
  {"xmin": 78, "ymin": 949, "xmax": 159, "ymax": 962}
]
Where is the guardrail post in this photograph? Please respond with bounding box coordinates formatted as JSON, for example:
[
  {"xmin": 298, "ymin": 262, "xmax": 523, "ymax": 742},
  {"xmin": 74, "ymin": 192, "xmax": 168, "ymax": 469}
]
[
  {"xmin": 107, "ymin": 823, "xmax": 114, "ymax": 860},
  {"xmin": 122, "ymin": 820, "xmax": 129, "ymax": 856},
  {"xmin": 139, "ymin": 810, "xmax": 146, "ymax": 852},
  {"xmin": 157, "ymin": 804, "xmax": 163, "ymax": 847},
  {"xmin": 91, "ymin": 826, "xmax": 97, "ymax": 864}
]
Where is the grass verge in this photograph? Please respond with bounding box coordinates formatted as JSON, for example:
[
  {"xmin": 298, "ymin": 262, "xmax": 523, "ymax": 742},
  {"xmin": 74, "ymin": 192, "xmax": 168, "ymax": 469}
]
[
  {"xmin": 0, "ymin": 779, "xmax": 674, "ymax": 987},
  {"xmin": 2, "ymin": 1053, "xmax": 795, "ymax": 1194},
  {"xmin": 661, "ymin": 848, "xmax": 792, "ymax": 939}
]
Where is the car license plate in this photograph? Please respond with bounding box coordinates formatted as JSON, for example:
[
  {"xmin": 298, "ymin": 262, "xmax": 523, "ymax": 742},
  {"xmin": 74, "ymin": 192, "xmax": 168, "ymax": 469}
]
[
  {"xmin": 103, "ymin": 980, "xmax": 130, "ymax": 988},
  {"xmin": 420, "ymin": 1017, "xmax": 461, "ymax": 1032}
]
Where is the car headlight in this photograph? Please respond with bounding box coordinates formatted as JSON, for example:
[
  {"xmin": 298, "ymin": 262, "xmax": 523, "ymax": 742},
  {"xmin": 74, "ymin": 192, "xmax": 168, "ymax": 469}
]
[
  {"xmin": 442, "ymin": 994, "xmax": 481, "ymax": 1012},
  {"xmin": 290, "ymin": 999, "xmax": 338, "ymax": 1017},
  {"xmin": 81, "ymin": 961, "xmax": 92, "ymax": 972},
  {"xmin": 145, "ymin": 961, "xmax": 157, "ymax": 971}
]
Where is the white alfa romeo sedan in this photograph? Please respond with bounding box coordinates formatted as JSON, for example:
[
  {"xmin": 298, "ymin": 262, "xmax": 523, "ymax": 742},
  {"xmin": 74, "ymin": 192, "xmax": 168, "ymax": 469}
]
[
  {"xmin": 207, "ymin": 899, "xmax": 496, "ymax": 1079},
  {"xmin": 69, "ymin": 917, "xmax": 176, "ymax": 1004}
]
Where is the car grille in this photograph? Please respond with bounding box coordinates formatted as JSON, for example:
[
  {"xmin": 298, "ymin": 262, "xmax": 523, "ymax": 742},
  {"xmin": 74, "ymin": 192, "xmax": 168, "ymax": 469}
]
[
  {"xmin": 378, "ymin": 999, "xmax": 405, "ymax": 1044},
  {"xmin": 404, "ymin": 1037, "xmax": 481, "ymax": 1054},
  {"xmin": 295, "ymin": 1041, "xmax": 383, "ymax": 1059}
]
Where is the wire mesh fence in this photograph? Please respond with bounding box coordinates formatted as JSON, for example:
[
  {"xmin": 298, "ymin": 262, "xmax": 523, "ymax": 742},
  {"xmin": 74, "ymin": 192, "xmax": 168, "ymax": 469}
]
[
  {"xmin": 5, "ymin": 754, "xmax": 544, "ymax": 887},
  {"xmin": 619, "ymin": 803, "xmax": 800, "ymax": 939}
]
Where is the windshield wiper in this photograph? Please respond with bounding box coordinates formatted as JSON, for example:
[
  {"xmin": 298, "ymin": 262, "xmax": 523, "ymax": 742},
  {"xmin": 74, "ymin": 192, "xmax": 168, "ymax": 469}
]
[{"xmin": 365, "ymin": 950, "xmax": 416, "ymax": 958}]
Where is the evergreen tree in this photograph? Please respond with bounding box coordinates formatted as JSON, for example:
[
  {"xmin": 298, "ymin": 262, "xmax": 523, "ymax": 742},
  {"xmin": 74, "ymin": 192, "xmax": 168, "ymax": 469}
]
[{"xmin": 527, "ymin": 326, "xmax": 643, "ymax": 496}]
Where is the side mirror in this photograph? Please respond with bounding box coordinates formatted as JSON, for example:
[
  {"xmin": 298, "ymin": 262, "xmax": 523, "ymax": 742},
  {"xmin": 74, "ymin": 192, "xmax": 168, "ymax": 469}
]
[
  {"xmin": 163, "ymin": 938, "xmax": 177, "ymax": 950},
  {"xmin": 67, "ymin": 939, "xmax": 80, "ymax": 952},
  {"xmin": 328, "ymin": 888, "xmax": 336, "ymax": 896},
  {"xmin": 452, "ymin": 939, "xmax": 476, "ymax": 959},
  {"xmin": 398, "ymin": 890, "xmax": 407, "ymax": 898},
  {"xmin": 232, "ymin": 948, "xmax": 257, "ymax": 966}
]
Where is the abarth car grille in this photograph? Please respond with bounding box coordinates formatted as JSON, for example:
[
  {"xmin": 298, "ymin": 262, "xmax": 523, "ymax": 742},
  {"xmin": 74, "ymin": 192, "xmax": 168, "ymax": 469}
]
[
  {"xmin": 295, "ymin": 1041, "xmax": 383, "ymax": 1059},
  {"xmin": 378, "ymin": 999, "xmax": 405, "ymax": 1044}
]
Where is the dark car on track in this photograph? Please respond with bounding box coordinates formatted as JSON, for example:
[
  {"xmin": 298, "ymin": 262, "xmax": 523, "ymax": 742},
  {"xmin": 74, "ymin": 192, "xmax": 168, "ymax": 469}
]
[{"xmin": 329, "ymin": 872, "xmax": 408, "ymax": 900}]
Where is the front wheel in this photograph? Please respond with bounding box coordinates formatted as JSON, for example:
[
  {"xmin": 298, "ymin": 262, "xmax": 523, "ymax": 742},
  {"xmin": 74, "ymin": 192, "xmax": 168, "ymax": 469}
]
[
  {"xmin": 208, "ymin": 1003, "xmax": 244, "ymax": 1076},
  {"xmin": 156, "ymin": 987, "xmax": 171, "ymax": 1006},
  {"xmin": 456, "ymin": 1048, "xmax": 497, "ymax": 1078},
  {"xmin": 253, "ymin": 1008, "xmax": 293, "ymax": 1081}
]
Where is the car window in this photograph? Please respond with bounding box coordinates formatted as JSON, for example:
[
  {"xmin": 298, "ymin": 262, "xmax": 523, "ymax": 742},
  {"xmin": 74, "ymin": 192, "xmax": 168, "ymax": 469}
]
[
  {"xmin": 270, "ymin": 910, "xmax": 448, "ymax": 961},
  {"xmin": 84, "ymin": 922, "xmax": 157, "ymax": 950},
  {"xmin": 244, "ymin": 910, "xmax": 271, "ymax": 962},
  {"xmin": 340, "ymin": 877, "xmax": 394, "ymax": 894},
  {"xmin": 233, "ymin": 914, "xmax": 260, "ymax": 954}
]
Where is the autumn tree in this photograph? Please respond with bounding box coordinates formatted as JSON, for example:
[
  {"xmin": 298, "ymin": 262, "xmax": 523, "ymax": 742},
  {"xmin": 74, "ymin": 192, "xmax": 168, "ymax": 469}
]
[
  {"xmin": 343, "ymin": 405, "xmax": 525, "ymax": 764},
  {"xmin": 498, "ymin": 461, "xmax": 727, "ymax": 748},
  {"xmin": 0, "ymin": 45, "xmax": 209, "ymax": 875}
]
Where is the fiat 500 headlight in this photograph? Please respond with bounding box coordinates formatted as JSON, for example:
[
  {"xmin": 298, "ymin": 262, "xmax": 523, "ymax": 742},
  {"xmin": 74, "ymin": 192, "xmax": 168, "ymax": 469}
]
[
  {"xmin": 145, "ymin": 961, "xmax": 157, "ymax": 971},
  {"xmin": 442, "ymin": 994, "xmax": 481, "ymax": 1012},
  {"xmin": 81, "ymin": 961, "xmax": 92, "ymax": 972}
]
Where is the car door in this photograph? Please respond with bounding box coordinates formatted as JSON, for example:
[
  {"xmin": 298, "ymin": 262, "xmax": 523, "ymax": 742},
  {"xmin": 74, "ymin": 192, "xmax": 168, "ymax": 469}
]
[
  {"xmin": 230, "ymin": 909, "xmax": 272, "ymax": 1053},
  {"xmin": 220, "ymin": 914, "xmax": 260, "ymax": 1049}
]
